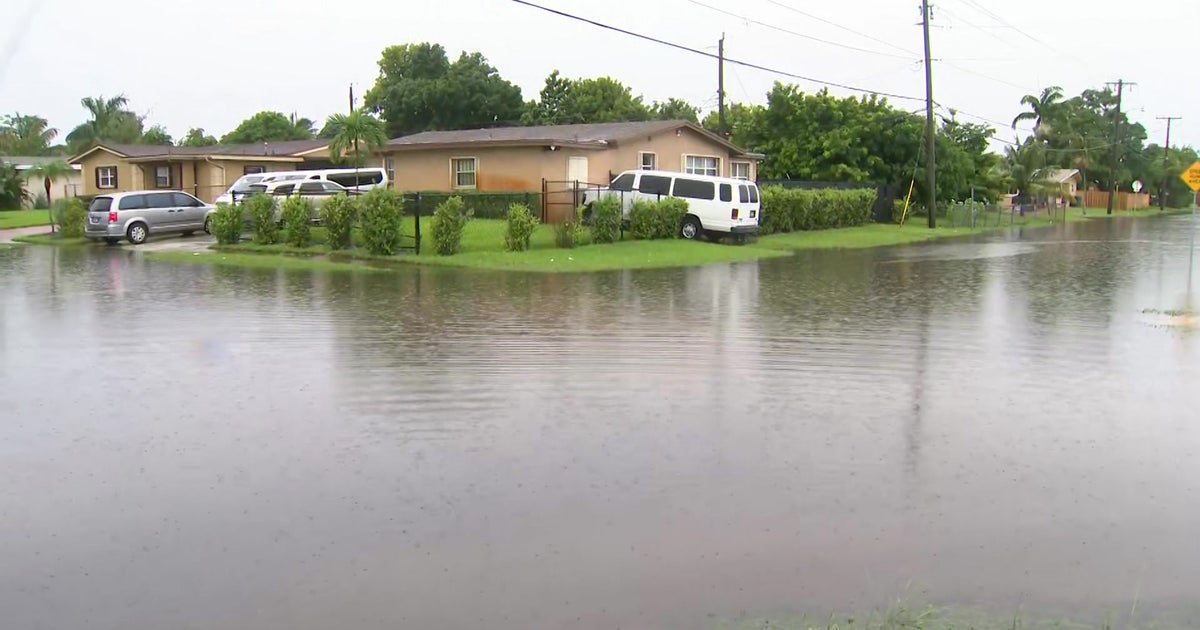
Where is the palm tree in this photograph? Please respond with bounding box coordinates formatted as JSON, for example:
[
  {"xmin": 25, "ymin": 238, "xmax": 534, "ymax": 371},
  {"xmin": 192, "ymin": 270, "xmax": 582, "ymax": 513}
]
[
  {"xmin": 65, "ymin": 94, "xmax": 142, "ymax": 151},
  {"xmin": 24, "ymin": 160, "xmax": 75, "ymax": 232},
  {"xmin": 1012, "ymin": 86, "xmax": 1064, "ymax": 139},
  {"xmin": 0, "ymin": 113, "xmax": 58, "ymax": 155},
  {"xmin": 325, "ymin": 110, "xmax": 388, "ymax": 168}
]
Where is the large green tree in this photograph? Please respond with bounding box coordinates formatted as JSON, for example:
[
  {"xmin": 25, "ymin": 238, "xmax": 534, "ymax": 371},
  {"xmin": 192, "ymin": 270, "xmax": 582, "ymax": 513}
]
[
  {"xmin": 65, "ymin": 95, "xmax": 144, "ymax": 152},
  {"xmin": 324, "ymin": 109, "xmax": 388, "ymax": 167},
  {"xmin": 179, "ymin": 128, "xmax": 218, "ymax": 147},
  {"xmin": 650, "ymin": 98, "xmax": 699, "ymax": 123},
  {"xmin": 220, "ymin": 111, "xmax": 315, "ymax": 144},
  {"xmin": 140, "ymin": 125, "xmax": 173, "ymax": 145},
  {"xmin": 1036, "ymin": 87, "xmax": 1147, "ymax": 191},
  {"xmin": 364, "ymin": 43, "xmax": 524, "ymax": 137},
  {"xmin": 1012, "ymin": 86, "xmax": 1064, "ymax": 138},
  {"xmin": 523, "ymin": 71, "xmax": 649, "ymax": 125},
  {"xmin": 0, "ymin": 113, "xmax": 58, "ymax": 155}
]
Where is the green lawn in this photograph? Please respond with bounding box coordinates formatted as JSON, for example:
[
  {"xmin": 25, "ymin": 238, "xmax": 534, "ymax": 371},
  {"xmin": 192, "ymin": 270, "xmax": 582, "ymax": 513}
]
[
  {"xmin": 11, "ymin": 232, "xmax": 89, "ymax": 246},
  {"xmin": 144, "ymin": 250, "xmax": 391, "ymax": 273},
  {"xmin": 0, "ymin": 210, "xmax": 53, "ymax": 229}
]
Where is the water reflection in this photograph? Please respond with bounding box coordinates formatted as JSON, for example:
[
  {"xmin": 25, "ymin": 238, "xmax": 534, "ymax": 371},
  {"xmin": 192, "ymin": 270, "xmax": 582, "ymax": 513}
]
[{"xmin": 1, "ymin": 215, "xmax": 1198, "ymax": 630}]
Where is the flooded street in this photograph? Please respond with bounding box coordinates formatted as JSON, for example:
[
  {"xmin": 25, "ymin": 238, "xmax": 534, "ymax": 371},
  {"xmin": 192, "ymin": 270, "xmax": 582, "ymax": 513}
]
[{"xmin": 2, "ymin": 216, "xmax": 1198, "ymax": 629}]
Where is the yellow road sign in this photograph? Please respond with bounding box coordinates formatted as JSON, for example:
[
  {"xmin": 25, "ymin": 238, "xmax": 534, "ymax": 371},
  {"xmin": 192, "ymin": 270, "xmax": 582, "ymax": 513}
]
[{"xmin": 1181, "ymin": 160, "xmax": 1200, "ymax": 192}]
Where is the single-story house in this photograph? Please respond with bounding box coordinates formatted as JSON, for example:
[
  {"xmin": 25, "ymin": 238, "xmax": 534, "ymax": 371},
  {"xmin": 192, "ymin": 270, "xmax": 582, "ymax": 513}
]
[
  {"xmin": 377, "ymin": 120, "xmax": 763, "ymax": 220},
  {"xmin": 68, "ymin": 140, "xmax": 336, "ymax": 203},
  {"xmin": 1034, "ymin": 168, "xmax": 1082, "ymax": 206},
  {"xmin": 1, "ymin": 156, "xmax": 83, "ymax": 205}
]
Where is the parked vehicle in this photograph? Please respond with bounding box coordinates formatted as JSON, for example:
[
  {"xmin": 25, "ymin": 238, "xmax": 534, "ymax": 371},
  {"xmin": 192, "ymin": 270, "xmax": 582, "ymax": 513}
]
[
  {"xmin": 293, "ymin": 167, "xmax": 388, "ymax": 192},
  {"xmin": 581, "ymin": 169, "xmax": 760, "ymax": 239},
  {"xmin": 83, "ymin": 190, "xmax": 215, "ymax": 245},
  {"xmin": 215, "ymin": 172, "xmax": 306, "ymax": 205},
  {"xmin": 247, "ymin": 179, "xmax": 356, "ymax": 223}
]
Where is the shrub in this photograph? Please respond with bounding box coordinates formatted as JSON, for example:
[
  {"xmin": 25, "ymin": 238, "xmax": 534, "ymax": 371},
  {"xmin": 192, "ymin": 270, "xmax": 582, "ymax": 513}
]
[
  {"xmin": 431, "ymin": 196, "xmax": 471, "ymax": 256},
  {"xmin": 209, "ymin": 202, "xmax": 244, "ymax": 245},
  {"xmin": 319, "ymin": 194, "xmax": 356, "ymax": 250},
  {"xmin": 589, "ymin": 196, "xmax": 621, "ymax": 244},
  {"xmin": 504, "ymin": 202, "xmax": 538, "ymax": 252},
  {"xmin": 279, "ymin": 196, "xmax": 312, "ymax": 247},
  {"xmin": 244, "ymin": 193, "xmax": 279, "ymax": 244},
  {"xmin": 655, "ymin": 197, "xmax": 688, "ymax": 239},
  {"xmin": 54, "ymin": 198, "xmax": 87, "ymax": 238},
  {"xmin": 33, "ymin": 192, "xmax": 49, "ymax": 210},
  {"xmin": 759, "ymin": 187, "xmax": 875, "ymax": 232},
  {"xmin": 358, "ymin": 187, "xmax": 406, "ymax": 255},
  {"xmin": 628, "ymin": 200, "xmax": 657, "ymax": 240},
  {"xmin": 553, "ymin": 217, "xmax": 582, "ymax": 249}
]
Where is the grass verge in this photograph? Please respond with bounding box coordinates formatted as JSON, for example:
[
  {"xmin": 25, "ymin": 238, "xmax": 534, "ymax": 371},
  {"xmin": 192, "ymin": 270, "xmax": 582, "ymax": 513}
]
[
  {"xmin": 143, "ymin": 250, "xmax": 389, "ymax": 273},
  {"xmin": 11, "ymin": 232, "xmax": 90, "ymax": 247},
  {"xmin": 0, "ymin": 210, "xmax": 53, "ymax": 229}
]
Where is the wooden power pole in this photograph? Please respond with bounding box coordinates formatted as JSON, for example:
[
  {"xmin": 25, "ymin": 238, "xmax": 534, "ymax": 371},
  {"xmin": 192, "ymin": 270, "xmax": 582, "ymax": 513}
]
[
  {"xmin": 1156, "ymin": 116, "xmax": 1181, "ymax": 210},
  {"xmin": 921, "ymin": 0, "xmax": 937, "ymax": 228},
  {"xmin": 717, "ymin": 34, "xmax": 726, "ymax": 135},
  {"xmin": 1104, "ymin": 79, "xmax": 1136, "ymax": 215}
]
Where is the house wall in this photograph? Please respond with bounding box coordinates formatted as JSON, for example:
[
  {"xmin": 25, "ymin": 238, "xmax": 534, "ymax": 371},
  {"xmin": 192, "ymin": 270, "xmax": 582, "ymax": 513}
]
[
  {"xmin": 597, "ymin": 127, "xmax": 758, "ymax": 181},
  {"xmin": 385, "ymin": 146, "xmax": 569, "ymax": 192},
  {"xmin": 77, "ymin": 151, "xmax": 138, "ymax": 198},
  {"xmin": 17, "ymin": 171, "xmax": 83, "ymax": 205}
]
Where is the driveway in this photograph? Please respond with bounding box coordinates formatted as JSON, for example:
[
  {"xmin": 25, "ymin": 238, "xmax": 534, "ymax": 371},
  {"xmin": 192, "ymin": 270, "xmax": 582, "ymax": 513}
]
[
  {"xmin": 0, "ymin": 226, "xmax": 53, "ymax": 243},
  {"xmin": 1, "ymin": 226, "xmax": 216, "ymax": 251}
]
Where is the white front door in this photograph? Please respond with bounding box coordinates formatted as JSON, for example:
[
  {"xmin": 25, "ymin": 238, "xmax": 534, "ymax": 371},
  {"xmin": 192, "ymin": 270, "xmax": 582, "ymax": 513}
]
[{"xmin": 567, "ymin": 156, "xmax": 589, "ymax": 185}]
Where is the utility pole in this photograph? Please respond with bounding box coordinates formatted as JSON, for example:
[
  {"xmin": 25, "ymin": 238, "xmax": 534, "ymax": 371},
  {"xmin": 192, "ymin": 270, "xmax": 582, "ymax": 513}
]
[
  {"xmin": 1104, "ymin": 79, "xmax": 1135, "ymax": 215},
  {"xmin": 717, "ymin": 34, "xmax": 727, "ymax": 135},
  {"xmin": 921, "ymin": 0, "xmax": 936, "ymax": 228},
  {"xmin": 1156, "ymin": 116, "xmax": 1181, "ymax": 210},
  {"xmin": 349, "ymin": 83, "xmax": 355, "ymax": 114}
]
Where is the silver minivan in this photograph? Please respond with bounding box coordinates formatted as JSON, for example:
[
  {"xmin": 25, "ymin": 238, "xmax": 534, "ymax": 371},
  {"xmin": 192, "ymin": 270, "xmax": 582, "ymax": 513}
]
[{"xmin": 84, "ymin": 190, "xmax": 216, "ymax": 245}]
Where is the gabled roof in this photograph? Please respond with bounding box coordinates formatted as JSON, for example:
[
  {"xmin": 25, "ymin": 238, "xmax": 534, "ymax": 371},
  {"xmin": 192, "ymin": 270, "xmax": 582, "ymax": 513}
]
[
  {"xmin": 68, "ymin": 139, "xmax": 330, "ymax": 164},
  {"xmin": 1034, "ymin": 168, "xmax": 1081, "ymax": 183},
  {"xmin": 384, "ymin": 120, "xmax": 752, "ymax": 155}
]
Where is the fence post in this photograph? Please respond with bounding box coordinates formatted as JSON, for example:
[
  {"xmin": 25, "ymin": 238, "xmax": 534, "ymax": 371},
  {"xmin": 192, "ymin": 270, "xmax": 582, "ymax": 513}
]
[{"xmin": 414, "ymin": 193, "xmax": 421, "ymax": 255}]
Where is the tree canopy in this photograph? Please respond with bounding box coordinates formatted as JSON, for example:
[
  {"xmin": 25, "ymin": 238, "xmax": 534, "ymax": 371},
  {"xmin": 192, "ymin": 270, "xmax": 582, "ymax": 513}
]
[
  {"xmin": 141, "ymin": 125, "xmax": 173, "ymax": 146},
  {"xmin": 65, "ymin": 95, "xmax": 144, "ymax": 152},
  {"xmin": 324, "ymin": 110, "xmax": 389, "ymax": 167},
  {"xmin": 523, "ymin": 71, "xmax": 653, "ymax": 125},
  {"xmin": 364, "ymin": 42, "xmax": 524, "ymax": 137},
  {"xmin": 179, "ymin": 128, "xmax": 218, "ymax": 147},
  {"xmin": 221, "ymin": 111, "xmax": 315, "ymax": 144},
  {"xmin": 0, "ymin": 113, "xmax": 58, "ymax": 155}
]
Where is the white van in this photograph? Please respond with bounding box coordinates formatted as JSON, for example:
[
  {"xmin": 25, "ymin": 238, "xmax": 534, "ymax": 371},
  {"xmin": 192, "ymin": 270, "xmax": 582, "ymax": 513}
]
[
  {"xmin": 216, "ymin": 172, "xmax": 307, "ymax": 205},
  {"xmin": 216, "ymin": 167, "xmax": 389, "ymax": 205},
  {"xmin": 583, "ymin": 169, "xmax": 760, "ymax": 239}
]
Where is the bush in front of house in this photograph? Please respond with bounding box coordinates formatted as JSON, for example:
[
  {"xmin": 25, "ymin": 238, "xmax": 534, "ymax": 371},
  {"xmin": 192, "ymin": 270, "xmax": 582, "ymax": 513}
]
[
  {"xmin": 504, "ymin": 202, "xmax": 538, "ymax": 252},
  {"xmin": 760, "ymin": 187, "xmax": 875, "ymax": 232},
  {"xmin": 628, "ymin": 199, "xmax": 658, "ymax": 240},
  {"xmin": 209, "ymin": 202, "xmax": 244, "ymax": 245},
  {"xmin": 244, "ymin": 193, "xmax": 279, "ymax": 244},
  {"xmin": 319, "ymin": 193, "xmax": 356, "ymax": 251},
  {"xmin": 358, "ymin": 187, "xmax": 406, "ymax": 255},
  {"xmin": 654, "ymin": 197, "xmax": 689, "ymax": 239},
  {"xmin": 33, "ymin": 192, "xmax": 49, "ymax": 210},
  {"xmin": 53, "ymin": 198, "xmax": 87, "ymax": 238},
  {"xmin": 589, "ymin": 196, "xmax": 621, "ymax": 244},
  {"xmin": 280, "ymin": 196, "xmax": 312, "ymax": 248},
  {"xmin": 431, "ymin": 195, "xmax": 471, "ymax": 256},
  {"xmin": 553, "ymin": 216, "xmax": 582, "ymax": 249}
]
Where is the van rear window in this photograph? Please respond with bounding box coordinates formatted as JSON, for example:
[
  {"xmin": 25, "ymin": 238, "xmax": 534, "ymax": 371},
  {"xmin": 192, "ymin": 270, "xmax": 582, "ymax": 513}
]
[
  {"xmin": 672, "ymin": 178, "xmax": 715, "ymax": 200},
  {"xmin": 738, "ymin": 185, "xmax": 750, "ymax": 203},
  {"xmin": 749, "ymin": 185, "xmax": 760, "ymax": 203},
  {"xmin": 88, "ymin": 197, "xmax": 113, "ymax": 212}
]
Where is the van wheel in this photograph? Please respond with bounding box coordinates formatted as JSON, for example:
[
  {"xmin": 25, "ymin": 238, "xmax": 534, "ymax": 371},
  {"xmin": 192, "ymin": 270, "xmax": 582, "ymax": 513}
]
[
  {"xmin": 680, "ymin": 215, "xmax": 703, "ymax": 240},
  {"xmin": 126, "ymin": 223, "xmax": 148, "ymax": 245}
]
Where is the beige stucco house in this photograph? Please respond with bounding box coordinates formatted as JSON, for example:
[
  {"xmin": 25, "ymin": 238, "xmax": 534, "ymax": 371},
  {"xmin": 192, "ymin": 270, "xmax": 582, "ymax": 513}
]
[
  {"xmin": 1, "ymin": 156, "xmax": 83, "ymax": 205},
  {"xmin": 378, "ymin": 120, "xmax": 762, "ymax": 219},
  {"xmin": 69, "ymin": 140, "xmax": 335, "ymax": 203}
]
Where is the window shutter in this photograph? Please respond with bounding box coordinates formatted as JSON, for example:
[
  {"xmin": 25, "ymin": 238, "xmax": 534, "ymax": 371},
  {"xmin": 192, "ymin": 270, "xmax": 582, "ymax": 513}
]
[{"xmin": 113, "ymin": 168, "xmax": 118, "ymax": 189}]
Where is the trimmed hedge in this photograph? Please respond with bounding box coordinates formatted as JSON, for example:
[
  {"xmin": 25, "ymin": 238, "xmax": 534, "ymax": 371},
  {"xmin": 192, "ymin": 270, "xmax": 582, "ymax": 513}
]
[
  {"xmin": 245, "ymin": 193, "xmax": 279, "ymax": 244},
  {"xmin": 504, "ymin": 202, "xmax": 538, "ymax": 252},
  {"xmin": 359, "ymin": 187, "xmax": 406, "ymax": 255},
  {"xmin": 319, "ymin": 194, "xmax": 357, "ymax": 250},
  {"xmin": 589, "ymin": 196, "xmax": 621, "ymax": 244},
  {"xmin": 209, "ymin": 203, "xmax": 244, "ymax": 245},
  {"xmin": 416, "ymin": 191, "xmax": 541, "ymax": 219},
  {"xmin": 758, "ymin": 187, "xmax": 875, "ymax": 234},
  {"xmin": 431, "ymin": 196, "xmax": 471, "ymax": 255},
  {"xmin": 53, "ymin": 198, "xmax": 87, "ymax": 238},
  {"xmin": 629, "ymin": 197, "xmax": 688, "ymax": 240},
  {"xmin": 279, "ymin": 196, "xmax": 312, "ymax": 248}
]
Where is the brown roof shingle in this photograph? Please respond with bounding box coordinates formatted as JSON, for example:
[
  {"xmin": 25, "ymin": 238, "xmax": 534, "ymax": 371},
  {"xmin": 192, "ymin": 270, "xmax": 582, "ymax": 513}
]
[
  {"xmin": 384, "ymin": 120, "xmax": 728, "ymax": 150},
  {"xmin": 70, "ymin": 139, "xmax": 330, "ymax": 163}
]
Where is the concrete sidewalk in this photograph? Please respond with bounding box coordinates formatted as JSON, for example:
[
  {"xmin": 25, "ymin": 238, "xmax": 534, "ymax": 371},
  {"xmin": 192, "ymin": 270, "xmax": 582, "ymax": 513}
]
[
  {"xmin": 1, "ymin": 226, "xmax": 215, "ymax": 252},
  {"xmin": 0, "ymin": 226, "xmax": 52, "ymax": 243}
]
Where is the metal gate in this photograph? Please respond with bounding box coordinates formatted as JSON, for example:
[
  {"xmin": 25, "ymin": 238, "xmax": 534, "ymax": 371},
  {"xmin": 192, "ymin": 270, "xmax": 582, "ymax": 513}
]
[{"xmin": 540, "ymin": 179, "xmax": 608, "ymax": 223}]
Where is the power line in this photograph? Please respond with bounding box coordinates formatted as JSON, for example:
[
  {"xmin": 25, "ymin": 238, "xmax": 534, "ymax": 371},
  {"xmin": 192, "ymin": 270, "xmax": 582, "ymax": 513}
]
[
  {"xmin": 762, "ymin": 0, "xmax": 917, "ymax": 56},
  {"xmin": 684, "ymin": 0, "xmax": 914, "ymax": 60},
  {"xmin": 953, "ymin": 0, "xmax": 1090, "ymax": 67},
  {"xmin": 510, "ymin": 0, "xmax": 927, "ymax": 103}
]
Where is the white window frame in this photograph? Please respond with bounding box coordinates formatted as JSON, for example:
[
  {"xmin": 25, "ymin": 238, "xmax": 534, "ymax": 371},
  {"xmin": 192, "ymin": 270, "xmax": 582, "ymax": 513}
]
[
  {"xmin": 97, "ymin": 166, "xmax": 117, "ymax": 189},
  {"xmin": 154, "ymin": 165, "xmax": 171, "ymax": 188},
  {"xmin": 684, "ymin": 154, "xmax": 720, "ymax": 177},
  {"xmin": 638, "ymin": 151, "xmax": 657, "ymax": 170},
  {"xmin": 731, "ymin": 161, "xmax": 751, "ymax": 180},
  {"xmin": 385, "ymin": 157, "xmax": 395, "ymax": 188},
  {"xmin": 451, "ymin": 157, "xmax": 477, "ymax": 189}
]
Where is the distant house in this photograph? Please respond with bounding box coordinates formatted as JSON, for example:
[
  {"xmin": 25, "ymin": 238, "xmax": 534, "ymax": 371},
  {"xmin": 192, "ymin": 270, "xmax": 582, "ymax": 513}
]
[
  {"xmin": 378, "ymin": 120, "xmax": 763, "ymax": 220},
  {"xmin": 0, "ymin": 156, "xmax": 83, "ymax": 205},
  {"xmin": 1034, "ymin": 168, "xmax": 1082, "ymax": 206},
  {"xmin": 68, "ymin": 140, "xmax": 336, "ymax": 203}
]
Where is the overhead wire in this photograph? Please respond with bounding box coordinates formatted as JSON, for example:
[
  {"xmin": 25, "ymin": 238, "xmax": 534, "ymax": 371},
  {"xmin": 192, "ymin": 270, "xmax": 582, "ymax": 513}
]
[
  {"xmin": 683, "ymin": 0, "xmax": 915, "ymax": 60},
  {"xmin": 763, "ymin": 0, "xmax": 917, "ymax": 56}
]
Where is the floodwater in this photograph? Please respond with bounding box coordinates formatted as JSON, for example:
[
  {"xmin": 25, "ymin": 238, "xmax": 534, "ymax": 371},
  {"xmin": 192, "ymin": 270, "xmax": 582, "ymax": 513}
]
[{"xmin": 2, "ymin": 215, "xmax": 1198, "ymax": 629}]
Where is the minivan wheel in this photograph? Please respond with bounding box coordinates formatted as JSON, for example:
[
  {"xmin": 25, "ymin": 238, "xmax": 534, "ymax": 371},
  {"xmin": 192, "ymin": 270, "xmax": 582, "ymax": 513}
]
[
  {"xmin": 126, "ymin": 223, "xmax": 148, "ymax": 245},
  {"xmin": 203, "ymin": 217, "xmax": 212, "ymax": 234},
  {"xmin": 680, "ymin": 215, "xmax": 702, "ymax": 240}
]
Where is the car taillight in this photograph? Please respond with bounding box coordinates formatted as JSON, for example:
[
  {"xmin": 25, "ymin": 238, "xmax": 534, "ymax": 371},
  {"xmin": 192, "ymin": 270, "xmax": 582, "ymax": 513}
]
[
  {"xmin": 731, "ymin": 208, "xmax": 740, "ymax": 220},
  {"xmin": 108, "ymin": 211, "xmax": 118, "ymax": 224}
]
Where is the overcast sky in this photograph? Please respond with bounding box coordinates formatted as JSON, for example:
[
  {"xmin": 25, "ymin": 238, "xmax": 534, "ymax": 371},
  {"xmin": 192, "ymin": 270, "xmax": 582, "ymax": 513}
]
[{"xmin": 2, "ymin": 0, "xmax": 1196, "ymax": 152}]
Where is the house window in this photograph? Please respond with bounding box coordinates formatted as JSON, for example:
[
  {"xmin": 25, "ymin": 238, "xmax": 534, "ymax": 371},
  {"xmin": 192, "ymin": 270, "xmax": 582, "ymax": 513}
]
[
  {"xmin": 639, "ymin": 151, "xmax": 656, "ymax": 170},
  {"xmin": 243, "ymin": 165, "xmax": 266, "ymax": 175},
  {"xmin": 731, "ymin": 161, "xmax": 751, "ymax": 180},
  {"xmin": 385, "ymin": 157, "xmax": 395, "ymax": 187},
  {"xmin": 452, "ymin": 157, "xmax": 476, "ymax": 189},
  {"xmin": 96, "ymin": 166, "xmax": 117, "ymax": 189},
  {"xmin": 154, "ymin": 165, "xmax": 172, "ymax": 188},
  {"xmin": 684, "ymin": 155, "xmax": 719, "ymax": 177}
]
